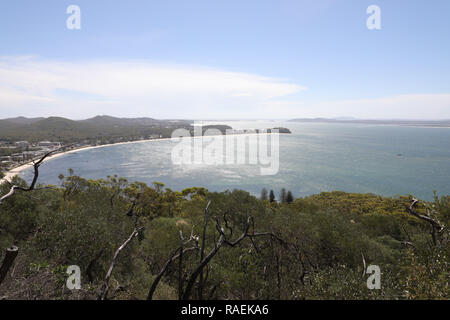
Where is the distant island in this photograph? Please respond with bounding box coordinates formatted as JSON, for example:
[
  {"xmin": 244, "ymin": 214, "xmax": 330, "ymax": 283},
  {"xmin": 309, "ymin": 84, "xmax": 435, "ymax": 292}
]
[{"xmin": 289, "ymin": 118, "xmax": 450, "ymax": 127}]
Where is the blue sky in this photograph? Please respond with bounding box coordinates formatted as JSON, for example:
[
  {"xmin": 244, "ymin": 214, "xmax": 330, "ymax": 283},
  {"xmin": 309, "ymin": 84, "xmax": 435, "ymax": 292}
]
[{"xmin": 0, "ymin": 0, "xmax": 449, "ymax": 119}]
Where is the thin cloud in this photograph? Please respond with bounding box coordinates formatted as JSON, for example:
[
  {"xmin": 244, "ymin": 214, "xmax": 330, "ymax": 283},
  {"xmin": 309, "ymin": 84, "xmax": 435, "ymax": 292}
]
[
  {"xmin": 0, "ymin": 56, "xmax": 449, "ymax": 120},
  {"xmin": 0, "ymin": 56, "xmax": 306, "ymax": 119}
]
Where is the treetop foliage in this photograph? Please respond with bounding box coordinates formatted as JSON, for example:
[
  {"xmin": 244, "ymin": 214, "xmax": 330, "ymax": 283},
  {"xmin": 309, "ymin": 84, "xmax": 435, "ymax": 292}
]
[{"xmin": 0, "ymin": 174, "xmax": 448, "ymax": 300}]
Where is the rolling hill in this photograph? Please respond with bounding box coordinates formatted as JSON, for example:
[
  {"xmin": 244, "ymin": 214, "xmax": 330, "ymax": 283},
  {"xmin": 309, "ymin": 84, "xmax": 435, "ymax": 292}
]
[{"xmin": 0, "ymin": 116, "xmax": 196, "ymax": 143}]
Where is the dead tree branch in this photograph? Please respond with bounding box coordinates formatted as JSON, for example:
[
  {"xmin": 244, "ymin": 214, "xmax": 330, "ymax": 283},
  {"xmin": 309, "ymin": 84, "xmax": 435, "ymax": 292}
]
[
  {"xmin": 182, "ymin": 214, "xmax": 285, "ymax": 300},
  {"xmin": 0, "ymin": 144, "xmax": 74, "ymax": 205},
  {"xmin": 0, "ymin": 146, "xmax": 73, "ymax": 287},
  {"xmin": 147, "ymin": 227, "xmax": 198, "ymax": 300},
  {"xmin": 182, "ymin": 233, "xmax": 225, "ymax": 300},
  {"xmin": 406, "ymin": 198, "xmax": 444, "ymax": 245},
  {"xmin": 98, "ymin": 227, "xmax": 143, "ymax": 300},
  {"xmin": 146, "ymin": 247, "xmax": 198, "ymax": 300}
]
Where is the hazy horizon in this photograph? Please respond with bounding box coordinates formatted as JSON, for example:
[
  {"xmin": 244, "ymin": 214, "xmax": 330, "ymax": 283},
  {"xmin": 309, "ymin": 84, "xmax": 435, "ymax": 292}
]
[{"xmin": 3, "ymin": 115, "xmax": 450, "ymax": 122}]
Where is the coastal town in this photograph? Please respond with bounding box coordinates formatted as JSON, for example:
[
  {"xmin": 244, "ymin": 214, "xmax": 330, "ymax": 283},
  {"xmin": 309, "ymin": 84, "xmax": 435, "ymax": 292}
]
[
  {"xmin": 0, "ymin": 140, "xmax": 65, "ymax": 175},
  {"xmin": 0, "ymin": 139, "xmax": 61, "ymax": 164},
  {"xmin": 0, "ymin": 136, "xmax": 162, "ymax": 176}
]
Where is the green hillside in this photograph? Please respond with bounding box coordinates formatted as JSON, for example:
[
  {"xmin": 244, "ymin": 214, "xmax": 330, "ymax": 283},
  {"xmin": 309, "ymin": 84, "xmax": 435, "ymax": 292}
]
[
  {"xmin": 0, "ymin": 174, "xmax": 448, "ymax": 300},
  {"xmin": 0, "ymin": 116, "xmax": 196, "ymax": 144}
]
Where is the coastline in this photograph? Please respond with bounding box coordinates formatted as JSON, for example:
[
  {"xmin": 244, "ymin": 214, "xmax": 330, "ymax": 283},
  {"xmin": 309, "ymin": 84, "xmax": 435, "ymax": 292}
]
[
  {"xmin": 0, "ymin": 132, "xmax": 285, "ymax": 184},
  {"xmin": 0, "ymin": 137, "xmax": 176, "ymax": 184}
]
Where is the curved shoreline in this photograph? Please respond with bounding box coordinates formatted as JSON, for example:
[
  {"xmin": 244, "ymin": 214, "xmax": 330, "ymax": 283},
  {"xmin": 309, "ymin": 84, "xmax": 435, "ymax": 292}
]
[
  {"xmin": 0, "ymin": 137, "xmax": 176, "ymax": 184},
  {"xmin": 0, "ymin": 132, "xmax": 283, "ymax": 184}
]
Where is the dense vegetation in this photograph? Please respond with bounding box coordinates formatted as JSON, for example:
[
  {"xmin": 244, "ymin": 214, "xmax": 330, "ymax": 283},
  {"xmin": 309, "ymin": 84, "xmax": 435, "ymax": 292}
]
[{"xmin": 0, "ymin": 173, "xmax": 448, "ymax": 300}]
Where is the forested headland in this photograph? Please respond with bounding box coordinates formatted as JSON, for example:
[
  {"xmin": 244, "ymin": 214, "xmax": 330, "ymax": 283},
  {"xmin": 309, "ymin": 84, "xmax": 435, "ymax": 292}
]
[{"xmin": 0, "ymin": 170, "xmax": 448, "ymax": 300}]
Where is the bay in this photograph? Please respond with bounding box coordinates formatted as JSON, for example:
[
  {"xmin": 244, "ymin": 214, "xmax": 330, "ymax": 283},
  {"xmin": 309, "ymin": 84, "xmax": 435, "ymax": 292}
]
[{"xmin": 20, "ymin": 121, "xmax": 450, "ymax": 201}]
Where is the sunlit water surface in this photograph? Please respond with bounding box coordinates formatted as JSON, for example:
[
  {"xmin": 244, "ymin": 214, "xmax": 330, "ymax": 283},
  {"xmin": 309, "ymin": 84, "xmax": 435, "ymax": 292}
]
[{"xmin": 20, "ymin": 121, "xmax": 450, "ymax": 200}]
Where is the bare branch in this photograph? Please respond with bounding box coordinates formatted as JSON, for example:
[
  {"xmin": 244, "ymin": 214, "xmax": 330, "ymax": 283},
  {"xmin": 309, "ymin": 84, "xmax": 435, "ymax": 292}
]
[
  {"xmin": 146, "ymin": 226, "xmax": 198, "ymax": 300},
  {"xmin": 146, "ymin": 247, "xmax": 198, "ymax": 300},
  {"xmin": 406, "ymin": 198, "xmax": 443, "ymax": 230},
  {"xmin": 406, "ymin": 198, "xmax": 444, "ymax": 246},
  {"xmin": 249, "ymin": 232, "xmax": 288, "ymax": 247},
  {"xmin": 182, "ymin": 214, "xmax": 285, "ymax": 300},
  {"xmin": 223, "ymin": 211, "xmax": 233, "ymax": 238},
  {"xmin": 182, "ymin": 233, "xmax": 225, "ymax": 300},
  {"xmin": 98, "ymin": 227, "xmax": 143, "ymax": 300},
  {"xmin": 0, "ymin": 144, "xmax": 75, "ymax": 205}
]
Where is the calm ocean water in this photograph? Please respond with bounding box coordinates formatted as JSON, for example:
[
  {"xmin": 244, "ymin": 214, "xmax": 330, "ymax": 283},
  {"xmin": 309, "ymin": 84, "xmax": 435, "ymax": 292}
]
[{"xmin": 20, "ymin": 121, "xmax": 450, "ymax": 201}]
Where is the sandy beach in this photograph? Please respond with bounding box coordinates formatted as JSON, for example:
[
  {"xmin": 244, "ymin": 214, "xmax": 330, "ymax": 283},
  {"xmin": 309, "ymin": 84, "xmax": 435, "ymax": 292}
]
[
  {"xmin": 0, "ymin": 137, "xmax": 175, "ymax": 184},
  {"xmin": 0, "ymin": 131, "xmax": 283, "ymax": 185}
]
